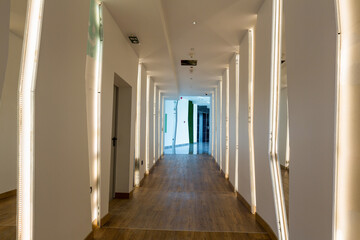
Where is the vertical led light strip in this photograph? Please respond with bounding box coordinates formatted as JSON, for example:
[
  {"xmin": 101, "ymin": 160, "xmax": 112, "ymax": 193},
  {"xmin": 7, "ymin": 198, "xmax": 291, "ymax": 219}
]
[
  {"xmin": 269, "ymin": 0, "xmax": 288, "ymax": 239},
  {"xmin": 235, "ymin": 53, "xmax": 240, "ymax": 192},
  {"xmin": 17, "ymin": 0, "xmax": 44, "ymax": 239},
  {"xmin": 211, "ymin": 91, "xmax": 215, "ymax": 156},
  {"xmin": 248, "ymin": 29, "xmax": 257, "ymax": 214},
  {"xmin": 134, "ymin": 62, "xmax": 142, "ymax": 187},
  {"xmin": 219, "ymin": 80, "xmax": 223, "ymax": 170},
  {"xmin": 153, "ymin": 85, "xmax": 157, "ymax": 164},
  {"xmin": 335, "ymin": 0, "xmax": 360, "ymax": 239},
  {"xmin": 225, "ymin": 68, "xmax": 230, "ymax": 179},
  {"xmin": 95, "ymin": 1, "xmax": 103, "ymax": 226},
  {"xmin": 333, "ymin": 0, "xmax": 341, "ymax": 238},
  {"xmin": 145, "ymin": 76, "xmax": 150, "ymax": 174},
  {"xmin": 161, "ymin": 95, "xmax": 165, "ymax": 156},
  {"xmin": 157, "ymin": 91, "xmax": 161, "ymax": 159},
  {"xmin": 214, "ymin": 88, "xmax": 218, "ymax": 162}
]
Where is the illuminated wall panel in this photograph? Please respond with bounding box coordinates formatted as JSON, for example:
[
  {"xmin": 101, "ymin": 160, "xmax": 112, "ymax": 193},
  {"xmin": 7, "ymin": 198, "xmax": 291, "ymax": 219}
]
[
  {"xmin": 148, "ymin": 78, "xmax": 155, "ymax": 169},
  {"xmin": 336, "ymin": 0, "xmax": 360, "ymax": 239},
  {"xmin": 228, "ymin": 56, "xmax": 236, "ymax": 185},
  {"xmin": 284, "ymin": 0, "xmax": 337, "ymax": 239},
  {"xmin": 85, "ymin": 0, "xmax": 103, "ymax": 226},
  {"xmin": 253, "ymin": 0, "xmax": 278, "ymax": 236},
  {"xmin": 31, "ymin": 0, "xmax": 92, "ymax": 239},
  {"xmin": 221, "ymin": 72, "xmax": 226, "ymax": 172},
  {"xmin": 238, "ymin": 31, "xmax": 253, "ymax": 211},
  {"xmin": 18, "ymin": 0, "xmax": 44, "ymax": 238}
]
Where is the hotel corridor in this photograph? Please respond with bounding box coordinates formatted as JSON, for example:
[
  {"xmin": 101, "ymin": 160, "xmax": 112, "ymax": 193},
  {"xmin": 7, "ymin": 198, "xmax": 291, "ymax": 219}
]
[{"xmin": 89, "ymin": 154, "xmax": 270, "ymax": 240}]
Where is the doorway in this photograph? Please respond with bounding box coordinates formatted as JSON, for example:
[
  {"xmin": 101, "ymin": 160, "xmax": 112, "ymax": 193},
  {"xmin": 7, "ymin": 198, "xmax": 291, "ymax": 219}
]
[
  {"xmin": 163, "ymin": 96, "xmax": 210, "ymax": 155},
  {"xmin": 109, "ymin": 74, "xmax": 132, "ymax": 201}
]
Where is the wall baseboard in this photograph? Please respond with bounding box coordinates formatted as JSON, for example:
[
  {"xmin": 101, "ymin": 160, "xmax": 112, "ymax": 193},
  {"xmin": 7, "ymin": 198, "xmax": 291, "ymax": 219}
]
[
  {"xmin": 0, "ymin": 189, "xmax": 16, "ymax": 200},
  {"xmin": 280, "ymin": 164, "xmax": 288, "ymax": 171},
  {"xmin": 220, "ymin": 169, "xmax": 225, "ymax": 178},
  {"xmin": 140, "ymin": 173, "xmax": 147, "ymax": 187},
  {"xmin": 255, "ymin": 212, "xmax": 278, "ymax": 240},
  {"xmin": 149, "ymin": 160, "xmax": 159, "ymax": 174},
  {"xmin": 91, "ymin": 219, "xmax": 97, "ymax": 230},
  {"xmin": 227, "ymin": 178, "xmax": 235, "ymax": 193},
  {"xmin": 115, "ymin": 190, "xmax": 133, "ymax": 199},
  {"xmin": 212, "ymin": 157, "xmax": 276, "ymax": 240},
  {"xmin": 100, "ymin": 213, "xmax": 111, "ymax": 227},
  {"xmin": 84, "ymin": 231, "xmax": 93, "ymax": 240},
  {"xmin": 236, "ymin": 192, "xmax": 252, "ymax": 213}
]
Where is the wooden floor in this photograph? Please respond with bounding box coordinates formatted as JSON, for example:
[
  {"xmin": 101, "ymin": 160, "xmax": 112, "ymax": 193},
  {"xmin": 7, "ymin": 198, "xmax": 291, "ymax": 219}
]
[
  {"xmin": 90, "ymin": 154, "xmax": 270, "ymax": 240},
  {"xmin": 0, "ymin": 195, "xmax": 16, "ymax": 240}
]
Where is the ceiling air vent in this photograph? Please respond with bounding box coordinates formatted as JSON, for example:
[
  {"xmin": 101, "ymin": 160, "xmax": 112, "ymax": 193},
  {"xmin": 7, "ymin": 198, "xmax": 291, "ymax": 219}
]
[
  {"xmin": 129, "ymin": 35, "xmax": 139, "ymax": 44},
  {"xmin": 181, "ymin": 60, "xmax": 197, "ymax": 66}
]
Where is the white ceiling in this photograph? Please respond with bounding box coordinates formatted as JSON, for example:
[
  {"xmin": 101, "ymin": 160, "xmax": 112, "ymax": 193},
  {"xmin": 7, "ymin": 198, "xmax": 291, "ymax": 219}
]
[
  {"xmin": 104, "ymin": 0, "xmax": 264, "ymax": 97},
  {"xmin": 10, "ymin": 0, "xmax": 279, "ymax": 95}
]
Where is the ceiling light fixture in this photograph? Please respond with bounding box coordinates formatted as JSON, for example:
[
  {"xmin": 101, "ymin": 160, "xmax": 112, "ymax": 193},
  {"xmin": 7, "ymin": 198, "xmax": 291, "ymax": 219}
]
[{"xmin": 192, "ymin": 21, "xmax": 197, "ymax": 25}]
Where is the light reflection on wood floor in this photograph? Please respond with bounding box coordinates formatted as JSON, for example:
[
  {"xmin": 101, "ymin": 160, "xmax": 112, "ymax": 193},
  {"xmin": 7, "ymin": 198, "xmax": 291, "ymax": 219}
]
[
  {"xmin": 0, "ymin": 195, "xmax": 16, "ymax": 240},
  {"xmin": 90, "ymin": 154, "xmax": 270, "ymax": 240}
]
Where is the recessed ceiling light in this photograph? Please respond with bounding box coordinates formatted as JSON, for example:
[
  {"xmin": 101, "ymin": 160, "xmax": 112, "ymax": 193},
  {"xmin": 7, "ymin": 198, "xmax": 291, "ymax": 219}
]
[{"xmin": 192, "ymin": 21, "xmax": 197, "ymax": 25}]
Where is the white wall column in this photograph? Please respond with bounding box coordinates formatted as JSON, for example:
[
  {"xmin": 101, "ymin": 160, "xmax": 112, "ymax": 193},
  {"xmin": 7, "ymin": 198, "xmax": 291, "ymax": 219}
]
[
  {"xmin": 0, "ymin": 0, "xmax": 10, "ymax": 101},
  {"xmin": 253, "ymin": 0, "xmax": 278, "ymax": 236},
  {"xmin": 32, "ymin": 1, "xmax": 92, "ymax": 238},
  {"xmin": 285, "ymin": 0, "xmax": 337, "ymax": 239},
  {"xmin": 335, "ymin": 0, "xmax": 360, "ymax": 239}
]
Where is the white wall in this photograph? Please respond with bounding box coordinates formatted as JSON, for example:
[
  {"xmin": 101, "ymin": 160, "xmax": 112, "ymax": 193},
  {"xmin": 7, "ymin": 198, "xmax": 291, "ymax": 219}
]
[
  {"xmin": 0, "ymin": 32, "xmax": 21, "ymax": 194},
  {"xmin": 148, "ymin": 78, "xmax": 154, "ymax": 168},
  {"xmin": 161, "ymin": 96, "xmax": 165, "ymax": 154},
  {"xmin": 238, "ymin": 33, "xmax": 251, "ymax": 204},
  {"xmin": 175, "ymin": 98, "xmax": 189, "ymax": 145},
  {"xmin": 278, "ymin": 87, "xmax": 288, "ymax": 167},
  {"xmin": 216, "ymin": 85, "xmax": 220, "ymax": 163},
  {"xmin": 33, "ymin": 1, "xmax": 91, "ymax": 239},
  {"xmin": 221, "ymin": 71, "xmax": 227, "ymax": 171},
  {"xmin": 209, "ymin": 95, "xmax": 213, "ymax": 155},
  {"xmin": 193, "ymin": 103, "xmax": 198, "ymax": 143},
  {"xmin": 154, "ymin": 87, "xmax": 159, "ymax": 161},
  {"xmin": 228, "ymin": 54, "xmax": 237, "ymax": 186},
  {"xmin": 139, "ymin": 64, "xmax": 147, "ymax": 181},
  {"xmin": 218, "ymin": 81, "xmax": 223, "ymax": 169},
  {"xmin": 253, "ymin": 0, "xmax": 278, "ymax": 235},
  {"xmin": 100, "ymin": 4, "xmax": 138, "ymax": 219},
  {"xmin": 164, "ymin": 100, "xmax": 176, "ymax": 147},
  {"xmin": 0, "ymin": 0, "xmax": 10, "ymax": 101},
  {"xmin": 285, "ymin": 0, "xmax": 337, "ymax": 239}
]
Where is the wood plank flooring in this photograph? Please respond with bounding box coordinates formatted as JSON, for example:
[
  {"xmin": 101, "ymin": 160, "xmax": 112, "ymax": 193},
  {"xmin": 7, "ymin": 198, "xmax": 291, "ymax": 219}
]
[
  {"xmin": 0, "ymin": 195, "xmax": 16, "ymax": 240},
  {"xmin": 90, "ymin": 154, "xmax": 270, "ymax": 240}
]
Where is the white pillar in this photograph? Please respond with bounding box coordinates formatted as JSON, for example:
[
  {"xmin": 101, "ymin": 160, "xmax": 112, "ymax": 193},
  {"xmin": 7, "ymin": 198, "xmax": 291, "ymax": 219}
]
[{"xmin": 336, "ymin": 0, "xmax": 360, "ymax": 239}]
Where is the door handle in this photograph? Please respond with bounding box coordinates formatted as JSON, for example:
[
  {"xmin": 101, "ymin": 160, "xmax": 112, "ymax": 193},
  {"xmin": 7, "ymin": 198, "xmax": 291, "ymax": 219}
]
[{"xmin": 112, "ymin": 137, "xmax": 117, "ymax": 146}]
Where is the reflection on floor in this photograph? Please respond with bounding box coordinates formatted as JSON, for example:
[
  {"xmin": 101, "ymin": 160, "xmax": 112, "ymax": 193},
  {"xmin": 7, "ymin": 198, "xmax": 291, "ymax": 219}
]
[
  {"xmin": 90, "ymin": 154, "xmax": 270, "ymax": 240},
  {"xmin": 281, "ymin": 167, "xmax": 289, "ymax": 221},
  {"xmin": 164, "ymin": 142, "xmax": 210, "ymax": 155},
  {"xmin": 0, "ymin": 195, "xmax": 16, "ymax": 240}
]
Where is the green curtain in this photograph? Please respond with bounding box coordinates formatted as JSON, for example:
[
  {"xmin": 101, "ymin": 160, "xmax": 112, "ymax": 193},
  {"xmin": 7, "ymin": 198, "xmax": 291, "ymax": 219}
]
[{"xmin": 188, "ymin": 101, "xmax": 194, "ymax": 144}]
